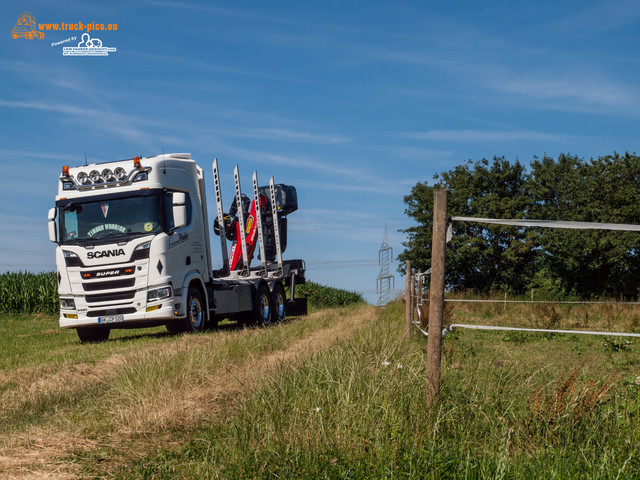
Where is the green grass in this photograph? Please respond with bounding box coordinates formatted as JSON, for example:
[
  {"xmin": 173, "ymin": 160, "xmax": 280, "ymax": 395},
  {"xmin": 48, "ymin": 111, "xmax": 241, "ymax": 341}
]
[
  {"xmin": 4, "ymin": 298, "xmax": 640, "ymax": 478},
  {"xmin": 119, "ymin": 301, "xmax": 640, "ymax": 479}
]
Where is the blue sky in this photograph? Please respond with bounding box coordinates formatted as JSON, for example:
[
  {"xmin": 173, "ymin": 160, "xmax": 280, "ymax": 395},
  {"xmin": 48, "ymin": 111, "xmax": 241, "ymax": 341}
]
[{"xmin": 2, "ymin": 1, "xmax": 640, "ymax": 303}]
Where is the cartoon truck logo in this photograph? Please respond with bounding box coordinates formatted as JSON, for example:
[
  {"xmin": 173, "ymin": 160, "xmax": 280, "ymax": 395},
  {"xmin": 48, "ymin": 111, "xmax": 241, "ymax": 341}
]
[{"xmin": 12, "ymin": 11, "xmax": 44, "ymax": 39}]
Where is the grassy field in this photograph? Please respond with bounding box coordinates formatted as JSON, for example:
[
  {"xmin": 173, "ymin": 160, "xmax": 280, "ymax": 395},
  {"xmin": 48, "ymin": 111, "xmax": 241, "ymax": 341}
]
[{"xmin": 2, "ymin": 300, "xmax": 640, "ymax": 478}]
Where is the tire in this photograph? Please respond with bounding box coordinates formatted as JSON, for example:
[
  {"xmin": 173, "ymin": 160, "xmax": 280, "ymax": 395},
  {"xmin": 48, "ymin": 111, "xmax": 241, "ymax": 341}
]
[
  {"xmin": 186, "ymin": 286, "xmax": 206, "ymax": 332},
  {"xmin": 257, "ymin": 283, "xmax": 272, "ymax": 326},
  {"xmin": 166, "ymin": 321, "xmax": 187, "ymax": 335},
  {"xmin": 77, "ymin": 326, "xmax": 110, "ymax": 343},
  {"xmin": 271, "ymin": 282, "xmax": 286, "ymax": 323}
]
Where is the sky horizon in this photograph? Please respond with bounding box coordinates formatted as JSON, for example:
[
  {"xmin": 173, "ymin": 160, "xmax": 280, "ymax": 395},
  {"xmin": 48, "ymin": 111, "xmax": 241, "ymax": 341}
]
[{"xmin": 2, "ymin": 1, "xmax": 640, "ymax": 303}]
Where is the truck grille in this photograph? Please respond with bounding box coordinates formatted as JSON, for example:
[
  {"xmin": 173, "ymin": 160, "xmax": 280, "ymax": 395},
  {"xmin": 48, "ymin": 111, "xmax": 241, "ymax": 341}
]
[
  {"xmin": 87, "ymin": 307, "xmax": 137, "ymax": 317},
  {"xmin": 83, "ymin": 279, "xmax": 136, "ymax": 291},
  {"xmin": 85, "ymin": 291, "xmax": 136, "ymax": 303}
]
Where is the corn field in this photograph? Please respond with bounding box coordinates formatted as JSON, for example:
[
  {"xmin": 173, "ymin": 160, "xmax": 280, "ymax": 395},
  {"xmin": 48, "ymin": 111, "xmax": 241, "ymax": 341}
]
[
  {"xmin": 296, "ymin": 281, "xmax": 364, "ymax": 308},
  {"xmin": 0, "ymin": 272, "xmax": 58, "ymax": 315}
]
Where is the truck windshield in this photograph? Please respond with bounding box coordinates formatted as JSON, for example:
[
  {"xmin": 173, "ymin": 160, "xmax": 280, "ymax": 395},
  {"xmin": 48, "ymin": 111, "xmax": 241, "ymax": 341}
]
[{"xmin": 59, "ymin": 191, "xmax": 166, "ymax": 245}]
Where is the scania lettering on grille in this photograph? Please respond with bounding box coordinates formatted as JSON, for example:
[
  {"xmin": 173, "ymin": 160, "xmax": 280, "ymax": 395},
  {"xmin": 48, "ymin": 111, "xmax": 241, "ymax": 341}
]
[{"xmin": 87, "ymin": 248, "xmax": 126, "ymax": 259}]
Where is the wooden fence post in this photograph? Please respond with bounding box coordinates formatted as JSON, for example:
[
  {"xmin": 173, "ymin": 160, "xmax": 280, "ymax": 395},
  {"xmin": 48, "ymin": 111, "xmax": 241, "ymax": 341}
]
[
  {"xmin": 427, "ymin": 189, "xmax": 447, "ymax": 406},
  {"xmin": 417, "ymin": 274, "xmax": 423, "ymax": 328},
  {"xmin": 405, "ymin": 261, "xmax": 412, "ymax": 340}
]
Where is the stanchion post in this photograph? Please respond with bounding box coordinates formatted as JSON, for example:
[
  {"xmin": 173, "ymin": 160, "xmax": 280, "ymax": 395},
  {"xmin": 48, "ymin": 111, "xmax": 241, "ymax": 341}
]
[
  {"xmin": 405, "ymin": 261, "xmax": 411, "ymax": 340},
  {"xmin": 427, "ymin": 189, "xmax": 447, "ymax": 406}
]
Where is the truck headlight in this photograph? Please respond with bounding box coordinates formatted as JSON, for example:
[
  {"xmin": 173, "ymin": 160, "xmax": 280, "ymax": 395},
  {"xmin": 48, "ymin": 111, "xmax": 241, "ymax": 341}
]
[
  {"xmin": 132, "ymin": 241, "xmax": 151, "ymax": 260},
  {"xmin": 148, "ymin": 286, "xmax": 172, "ymax": 302},
  {"xmin": 60, "ymin": 298, "xmax": 75, "ymax": 309},
  {"xmin": 63, "ymin": 251, "xmax": 82, "ymax": 267}
]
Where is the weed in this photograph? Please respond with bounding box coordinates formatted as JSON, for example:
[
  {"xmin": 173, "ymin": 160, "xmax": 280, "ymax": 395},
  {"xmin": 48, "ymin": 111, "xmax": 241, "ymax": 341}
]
[
  {"xmin": 502, "ymin": 331, "xmax": 532, "ymax": 343},
  {"xmin": 534, "ymin": 303, "xmax": 562, "ymax": 329},
  {"xmin": 527, "ymin": 365, "xmax": 615, "ymax": 437},
  {"xmin": 602, "ymin": 336, "xmax": 633, "ymax": 353}
]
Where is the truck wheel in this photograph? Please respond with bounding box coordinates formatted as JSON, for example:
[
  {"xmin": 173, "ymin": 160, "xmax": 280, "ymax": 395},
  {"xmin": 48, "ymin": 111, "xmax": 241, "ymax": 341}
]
[
  {"xmin": 257, "ymin": 283, "xmax": 272, "ymax": 326},
  {"xmin": 186, "ymin": 287, "xmax": 206, "ymax": 332},
  {"xmin": 271, "ymin": 283, "xmax": 286, "ymax": 323},
  {"xmin": 77, "ymin": 326, "xmax": 110, "ymax": 343}
]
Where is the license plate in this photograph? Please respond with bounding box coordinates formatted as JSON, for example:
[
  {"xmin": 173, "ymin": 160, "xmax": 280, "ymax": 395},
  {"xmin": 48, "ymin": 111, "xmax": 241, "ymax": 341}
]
[{"xmin": 98, "ymin": 314, "xmax": 124, "ymax": 324}]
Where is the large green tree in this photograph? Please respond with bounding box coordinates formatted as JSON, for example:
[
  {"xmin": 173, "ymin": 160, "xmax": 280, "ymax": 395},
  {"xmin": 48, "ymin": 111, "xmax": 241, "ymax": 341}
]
[
  {"xmin": 400, "ymin": 152, "xmax": 640, "ymax": 297},
  {"xmin": 399, "ymin": 157, "xmax": 536, "ymax": 293}
]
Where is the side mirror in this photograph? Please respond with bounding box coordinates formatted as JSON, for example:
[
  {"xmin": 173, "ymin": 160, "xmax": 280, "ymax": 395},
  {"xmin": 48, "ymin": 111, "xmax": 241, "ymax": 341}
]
[
  {"xmin": 48, "ymin": 208, "xmax": 57, "ymax": 243},
  {"xmin": 172, "ymin": 192, "xmax": 187, "ymax": 230}
]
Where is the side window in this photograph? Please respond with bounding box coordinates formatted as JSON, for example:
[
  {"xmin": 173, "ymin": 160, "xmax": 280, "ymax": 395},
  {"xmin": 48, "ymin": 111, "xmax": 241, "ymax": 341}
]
[
  {"xmin": 62, "ymin": 207, "xmax": 79, "ymax": 240},
  {"xmin": 164, "ymin": 192, "xmax": 192, "ymax": 230}
]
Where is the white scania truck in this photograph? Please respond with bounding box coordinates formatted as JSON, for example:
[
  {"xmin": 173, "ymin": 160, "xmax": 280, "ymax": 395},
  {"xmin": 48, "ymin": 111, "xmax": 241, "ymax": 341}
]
[{"xmin": 48, "ymin": 154, "xmax": 306, "ymax": 342}]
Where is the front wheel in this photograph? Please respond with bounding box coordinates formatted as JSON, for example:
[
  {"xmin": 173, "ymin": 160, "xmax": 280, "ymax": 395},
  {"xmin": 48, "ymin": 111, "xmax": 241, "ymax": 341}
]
[
  {"xmin": 186, "ymin": 287, "xmax": 206, "ymax": 332},
  {"xmin": 77, "ymin": 326, "xmax": 110, "ymax": 343}
]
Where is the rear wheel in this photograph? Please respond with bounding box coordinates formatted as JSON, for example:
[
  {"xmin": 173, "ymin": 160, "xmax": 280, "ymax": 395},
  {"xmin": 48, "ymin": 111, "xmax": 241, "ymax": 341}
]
[
  {"xmin": 77, "ymin": 326, "xmax": 110, "ymax": 343},
  {"xmin": 257, "ymin": 283, "xmax": 272, "ymax": 326},
  {"xmin": 271, "ymin": 283, "xmax": 286, "ymax": 323}
]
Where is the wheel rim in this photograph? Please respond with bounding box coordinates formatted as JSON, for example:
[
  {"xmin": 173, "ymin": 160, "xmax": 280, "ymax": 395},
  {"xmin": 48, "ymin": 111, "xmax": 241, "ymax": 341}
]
[
  {"xmin": 275, "ymin": 290, "xmax": 285, "ymax": 322},
  {"xmin": 260, "ymin": 292, "xmax": 270, "ymax": 324},
  {"xmin": 189, "ymin": 296, "xmax": 203, "ymax": 330}
]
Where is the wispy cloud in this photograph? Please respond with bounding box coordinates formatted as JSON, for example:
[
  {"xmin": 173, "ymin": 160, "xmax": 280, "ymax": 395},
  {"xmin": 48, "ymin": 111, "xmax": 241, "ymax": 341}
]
[
  {"xmin": 143, "ymin": 0, "xmax": 359, "ymax": 33},
  {"xmin": 544, "ymin": 0, "xmax": 640, "ymax": 34},
  {"xmin": 392, "ymin": 147, "xmax": 454, "ymax": 160},
  {"xmin": 205, "ymin": 127, "xmax": 350, "ymax": 144},
  {"xmin": 401, "ymin": 129, "xmax": 572, "ymax": 144},
  {"xmin": 0, "ymin": 99, "xmax": 181, "ymax": 149}
]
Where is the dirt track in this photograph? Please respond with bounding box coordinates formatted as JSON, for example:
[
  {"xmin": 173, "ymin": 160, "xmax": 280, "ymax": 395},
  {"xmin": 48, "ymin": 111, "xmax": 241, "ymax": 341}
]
[{"xmin": 0, "ymin": 306, "xmax": 377, "ymax": 479}]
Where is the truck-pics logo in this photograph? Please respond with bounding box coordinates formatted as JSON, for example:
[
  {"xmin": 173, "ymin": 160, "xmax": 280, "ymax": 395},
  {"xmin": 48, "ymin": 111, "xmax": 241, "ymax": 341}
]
[
  {"xmin": 87, "ymin": 248, "xmax": 125, "ymax": 259},
  {"xmin": 12, "ymin": 11, "xmax": 118, "ymax": 57},
  {"xmin": 63, "ymin": 33, "xmax": 117, "ymax": 56},
  {"xmin": 11, "ymin": 11, "xmax": 44, "ymax": 39}
]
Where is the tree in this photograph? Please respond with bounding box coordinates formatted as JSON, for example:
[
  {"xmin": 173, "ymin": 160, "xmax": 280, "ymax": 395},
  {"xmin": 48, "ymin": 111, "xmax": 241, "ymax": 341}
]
[
  {"xmin": 399, "ymin": 157, "xmax": 536, "ymax": 293},
  {"xmin": 530, "ymin": 153, "xmax": 640, "ymax": 297}
]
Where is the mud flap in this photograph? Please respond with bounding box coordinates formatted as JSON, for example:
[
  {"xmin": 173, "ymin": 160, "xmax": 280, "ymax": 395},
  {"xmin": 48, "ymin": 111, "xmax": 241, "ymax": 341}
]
[{"xmin": 287, "ymin": 297, "xmax": 307, "ymax": 317}]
